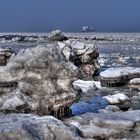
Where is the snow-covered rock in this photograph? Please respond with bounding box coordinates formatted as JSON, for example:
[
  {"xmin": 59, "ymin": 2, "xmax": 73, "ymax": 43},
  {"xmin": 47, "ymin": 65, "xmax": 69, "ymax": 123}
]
[
  {"xmin": 73, "ymin": 79, "xmax": 101, "ymax": 93},
  {"xmin": 0, "ymin": 45, "xmax": 79, "ymax": 118},
  {"xmin": 58, "ymin": 39, "xmax": 99, "ymax": 79},
  {"xmin": 0, "ymin": 113, "xmax": 84, "ymax": 140},
  {"xmin": 66, "ymin": 110, "xmax": 140, "ymax": 139},
  {"xmin": 103, "ymin": 93, "xmax": 130, "ymax": 109},
  {"xmin": 49, "ymin": 29, "xmax": 67, "ymax": 41}
]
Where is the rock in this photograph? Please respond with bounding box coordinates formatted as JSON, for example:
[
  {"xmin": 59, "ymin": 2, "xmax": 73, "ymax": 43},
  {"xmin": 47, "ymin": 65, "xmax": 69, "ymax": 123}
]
[
  {"xmin": 0, "ymin": 48, "xmax": 14, "ymax": 66},
  {"xmin": 0, "ymin": 113, "xmax": 85, "ymax": 140},
  {"xmin": 49, "ymin": 30, "xmax": 68, "ymax": 41},
  {"xmin": 0, "ymin": 45, "xmax": 79, "ymax": 118},
  {"xmin": 100, "ymin": 67, "xmax": 140, "ymax": 87},
  {"xmin": 130, "ymin": 78, "xmax": 140, "ymax": 91},
  {"xmin": 73, "ymin": 79, "xmax": 101, "ymax": 93},
  {"xmin": 103, "ymin": 93, "xmax": 130, "ymax": 109},
  {"xmin": 58, "ymin": 39, "xmax": 99, "ymax": 79},
  {"xmin": 65, "ymin": 110, "xmax": 140, "ymax": 139}
]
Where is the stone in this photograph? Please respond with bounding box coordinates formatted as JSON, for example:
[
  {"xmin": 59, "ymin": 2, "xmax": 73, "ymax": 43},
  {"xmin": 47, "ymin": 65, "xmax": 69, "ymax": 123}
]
[
  {"xmin": 0, "ymin": 45, "xmax": 79, "ymax": 118},
  {"xmin": 58, "ymin": 39, "xmax": 99, "ymax": 79},
  {"xmin": 49, "ymin": 30, "xmax": 68, "ymax": 41},
  {"xmin": 0, "ymin": 113, "xmax": 86, "ymax": 140},
  {"xmin": 65, "ymin": 110, "xmax": 140, "ymax": 139}
]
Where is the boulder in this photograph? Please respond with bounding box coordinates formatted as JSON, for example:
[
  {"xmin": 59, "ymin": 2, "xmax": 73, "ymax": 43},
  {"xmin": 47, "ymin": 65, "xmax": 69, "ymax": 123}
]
[
  {"xmin": 0, "ymin": 113, "xmax": 85, "ymax": 140},
  {"xmin": 58, "ymin": 39, "xmax": 99, "ymax": 79},
  {"xmin": 0, "ymin": 45, "xmax": 79, "ymax": 118},
  {"xmin": 49, "ymin": 30, "xmax": 68, "ymax": 41},
  {"xmin": 65, "ymin": 110, "xmax": 140, "ymax": 139}
]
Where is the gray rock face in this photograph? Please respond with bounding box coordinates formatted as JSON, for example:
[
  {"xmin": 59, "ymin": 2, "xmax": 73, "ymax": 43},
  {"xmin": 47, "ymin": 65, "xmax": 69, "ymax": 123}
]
[
  {"xmin": 65, "ymin": 110, "xmax": 140, "ymax": 140},
  {"xmin": 58, "ymin": 39, "xmax": 99, "ymax": 79},
  {"xmin": 0, "ymin": 113, "xmax": 85, "ymax": 140},
  {"xmin": 0, "ymin": 45, "xmax": 79, "ymax": 118}
]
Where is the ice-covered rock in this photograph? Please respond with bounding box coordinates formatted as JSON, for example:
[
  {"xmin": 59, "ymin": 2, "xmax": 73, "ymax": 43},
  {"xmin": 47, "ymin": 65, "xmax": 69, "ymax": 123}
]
[
  {"xmin": 99, "ymin": 105, "xmax": 120, "ymax": 113},
  {"xmin": 0, "ymin": 45, "xmax": 79, "ymax": 118},
  {"xmin": 0, "ymin": 113, "xmax": 85, "ymax": 140},
  {"xmin": 65, "ymin": 110, "xmax": 140, "ymax": 139},
  {"xmin": 117, "ymin": 56, "xmax": 128, "ymax": 65},
  {"xmin": 103, "ymin": 93, "xmax": 130, "ymax": 109},
  {"xmin": 0, "ymin": 48, "xmax": 14, "ymax": 66},
  {"xmin": 58, "ymin": 39, "xmax": 99, "ymax": 79},
  {"xmin": 100, "ymin": 67, "xmax": 140, "ymax": 87},
  {"xmin": 130, "ymin": 78, "xmax": 140, "ymax": 90},
  {"xmin": 73, "ymin": 79, "xmax": 101, "ymax": 93},
  {"xmin": 49, "ymin": 29, "xmax": 68, "ymax": 41}
]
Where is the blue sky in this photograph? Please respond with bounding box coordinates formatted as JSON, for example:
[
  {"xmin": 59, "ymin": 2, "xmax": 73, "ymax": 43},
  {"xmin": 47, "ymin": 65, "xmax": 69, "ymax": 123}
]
[{"xmin": 0, "ymin": 0, "xmax": 140, "ymax": 32}]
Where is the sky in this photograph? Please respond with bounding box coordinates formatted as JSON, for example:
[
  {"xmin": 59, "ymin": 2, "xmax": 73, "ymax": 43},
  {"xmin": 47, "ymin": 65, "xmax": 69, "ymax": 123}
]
[{"xmin": 0, "ymin": 0, "xmax": 140, "ymax": 32}]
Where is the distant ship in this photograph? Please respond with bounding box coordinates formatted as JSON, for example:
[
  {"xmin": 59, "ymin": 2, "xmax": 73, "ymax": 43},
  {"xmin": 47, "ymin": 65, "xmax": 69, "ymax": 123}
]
[{"xmin": 82, "ymin": 26, "xmax": 95, "ymax": 32}]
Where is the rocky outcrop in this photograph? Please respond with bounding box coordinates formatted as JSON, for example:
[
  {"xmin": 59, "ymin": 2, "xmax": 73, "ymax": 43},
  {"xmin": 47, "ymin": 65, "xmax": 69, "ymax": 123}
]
[
  {"xmin": 0, "ymin": 113, "xmax": 86, "ymax": 140},
  {"xmin": 58, "ymin": 39, "xmax": 99, "ymax": 79},
  {"xmin": 0, "ymin": 48, "xmax": 14, "ymax": 66},
  {"xmin": 100, "ymin": 67, "xmax": 140, "ymax": 87},
  {"xmin": 49, "ymin": 30, "xmax": 68, "ymax": 41},
  {"xmin": 0, "ymin": 45, "xmax": 79, "ymax": 118},
  {"xmin": 66, "ymin": 110, "xmax": 140, "ymax": 140}
]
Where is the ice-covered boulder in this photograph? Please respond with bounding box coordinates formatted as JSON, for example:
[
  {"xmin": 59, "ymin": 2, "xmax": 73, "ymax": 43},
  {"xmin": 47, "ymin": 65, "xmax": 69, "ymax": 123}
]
[
  {"xmin": 0, "ymin": 45, "xmax": 79, "ymax": 118},
  {"xmin": 100, "ymin": 67, "xmax": 140, "ymax": 87},
  {"xmin": 0, "ymin": 113, "xmax": 84, "ymax": 140},
  {"xmin": 103, "ymin": 93, "xmax": 130, "ymax": 109},
  {"xmin": 0, "ymin": 48, "xmax": 14, "ymax": 66},
  {"xmin": 65, "ymin": 110, "xmax": 140, "ymax": 139},
  {"xmin": 49, "ymin": 29, "xmax": 68, "ymax": 41},
  {"xmin": 73, "ymin": 79, "xmax": 101, "ymax": 93},
  {"xmin": 58, "ymin": 39, "xmax": 99, "ymax": 79},
  {"xmin": 130, "ymin": 78, "xmax": 140, "ymax": 90},
  {"xmin": 99, "ymin": 105, "xmax": 120, "ymax": 113}
]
